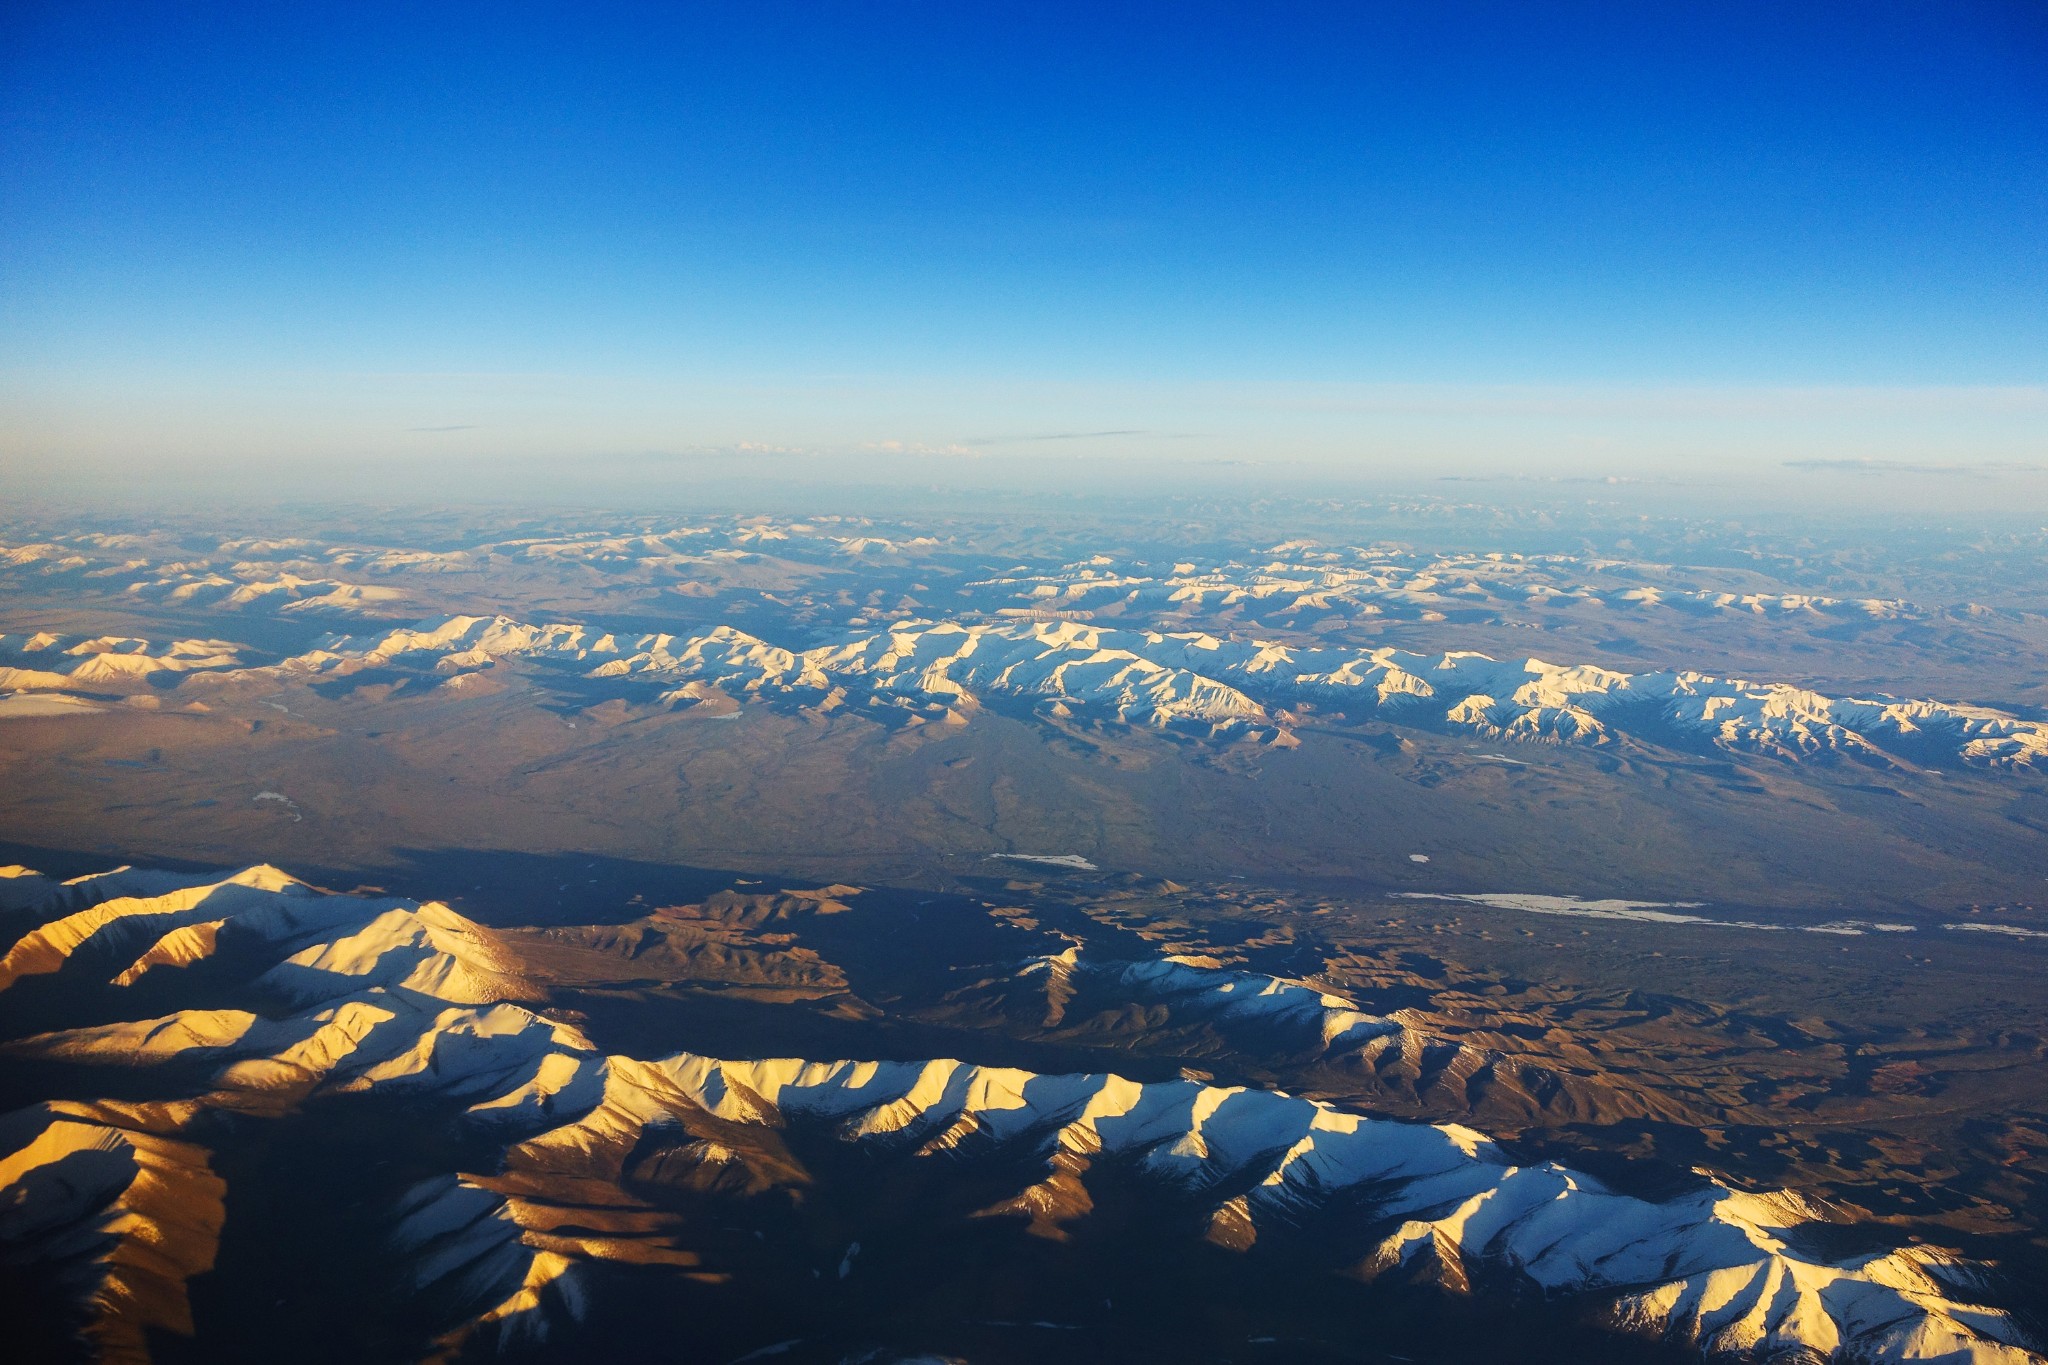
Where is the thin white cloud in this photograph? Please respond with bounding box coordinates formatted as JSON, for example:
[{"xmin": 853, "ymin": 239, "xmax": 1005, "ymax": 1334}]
[{"xmin": 1785, "ymin": 457, "xmax": 2048, "ymax": 477}]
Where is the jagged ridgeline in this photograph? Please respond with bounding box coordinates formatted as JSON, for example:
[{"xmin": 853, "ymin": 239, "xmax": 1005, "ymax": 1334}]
[{"xmin": 1, "ymin": 865, "xmax": 2039, "ymax": 1364}]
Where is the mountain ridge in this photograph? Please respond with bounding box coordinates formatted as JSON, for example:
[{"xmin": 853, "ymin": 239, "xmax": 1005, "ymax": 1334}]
[{"xmin": 1, "ymin": 864, "xmax": 2038, "ymax": 1364}]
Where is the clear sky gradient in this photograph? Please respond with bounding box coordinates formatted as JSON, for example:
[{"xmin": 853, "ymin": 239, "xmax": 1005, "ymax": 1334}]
[{"xmin": 3, "ymin": 1, "xmax": 2044, "ymax": 499}]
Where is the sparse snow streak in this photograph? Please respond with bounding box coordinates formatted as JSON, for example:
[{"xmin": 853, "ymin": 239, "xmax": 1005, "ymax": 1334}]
[
  {"xmin": 1944, "ymin": 923, "xmax": 2048, "ymax": 941},
  {"xmin": 0, "ymin": 868, "xmax": 2037, "ymax": 1364},
  {"xmin": 1401, "ymin": 893, "xmax": 2020, "ymax": 939},
  {"xmin": 1020, "ymin": 950, "xmax": 1400, "ymax": 1052},
  {"xmin": 992, "ymin": 853, "xmax": 1099, "ymax": 871}
]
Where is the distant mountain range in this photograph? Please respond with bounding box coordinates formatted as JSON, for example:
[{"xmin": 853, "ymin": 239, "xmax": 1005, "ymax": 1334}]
[
  {"xmin": 259, "ymin": 613, "xmax": 2044, "ymax": 767},
  {"xmin": 8, "ymin": 607, "xmax": 2042, "ymax": 768}
]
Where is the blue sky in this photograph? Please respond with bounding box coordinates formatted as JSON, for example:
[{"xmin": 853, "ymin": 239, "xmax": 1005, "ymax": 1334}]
[{"xmin": 2, "ymin": 1, "xmax": 2044, "ymax": 491}]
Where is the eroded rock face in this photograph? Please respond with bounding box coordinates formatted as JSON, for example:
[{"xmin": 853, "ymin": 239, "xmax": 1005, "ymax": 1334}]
[{"xmin": 1, "ymin": 865, "xmax": 2039, "ymax": 1364}]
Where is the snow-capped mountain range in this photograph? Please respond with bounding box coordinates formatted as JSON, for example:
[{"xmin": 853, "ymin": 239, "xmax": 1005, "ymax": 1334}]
[
  {"xmin": 1, "ymin": 864, "xmax": 2038, "ymax": 1363},
  {"xmin": 5, "ymin": 512, "xmax": 2044, "ymax": 768},
  {"xmin": 274, "ymin": 613, "xmax": 2048, "ymax": 767},
  {"xmin": 7, "ymin": 598, "xmax": 2042, "ymax": 765}
]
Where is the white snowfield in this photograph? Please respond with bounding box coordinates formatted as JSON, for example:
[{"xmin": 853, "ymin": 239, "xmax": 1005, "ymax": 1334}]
[
  {"xmin": 0, "ymin": 867, "xmax": 2037, "ymax": 1364},
  {"xmin": 298, "ymin": 612, "xmax": 2048, "ymax": 766}
]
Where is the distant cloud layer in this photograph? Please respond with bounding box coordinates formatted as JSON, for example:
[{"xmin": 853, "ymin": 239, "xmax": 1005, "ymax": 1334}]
[
  {"xmin": 967, "ymin": 429, "xmax": 1154, "ymax": 445},
  {"xmin": 1785, "ymin": 458, "xmax": 2048, "ymax": 477}
]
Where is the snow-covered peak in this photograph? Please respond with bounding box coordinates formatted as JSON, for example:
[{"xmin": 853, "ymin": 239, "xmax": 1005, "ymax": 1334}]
[{"xmin": 0, "ymin": 863, "xmax": 530, "ymax": 1009}]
